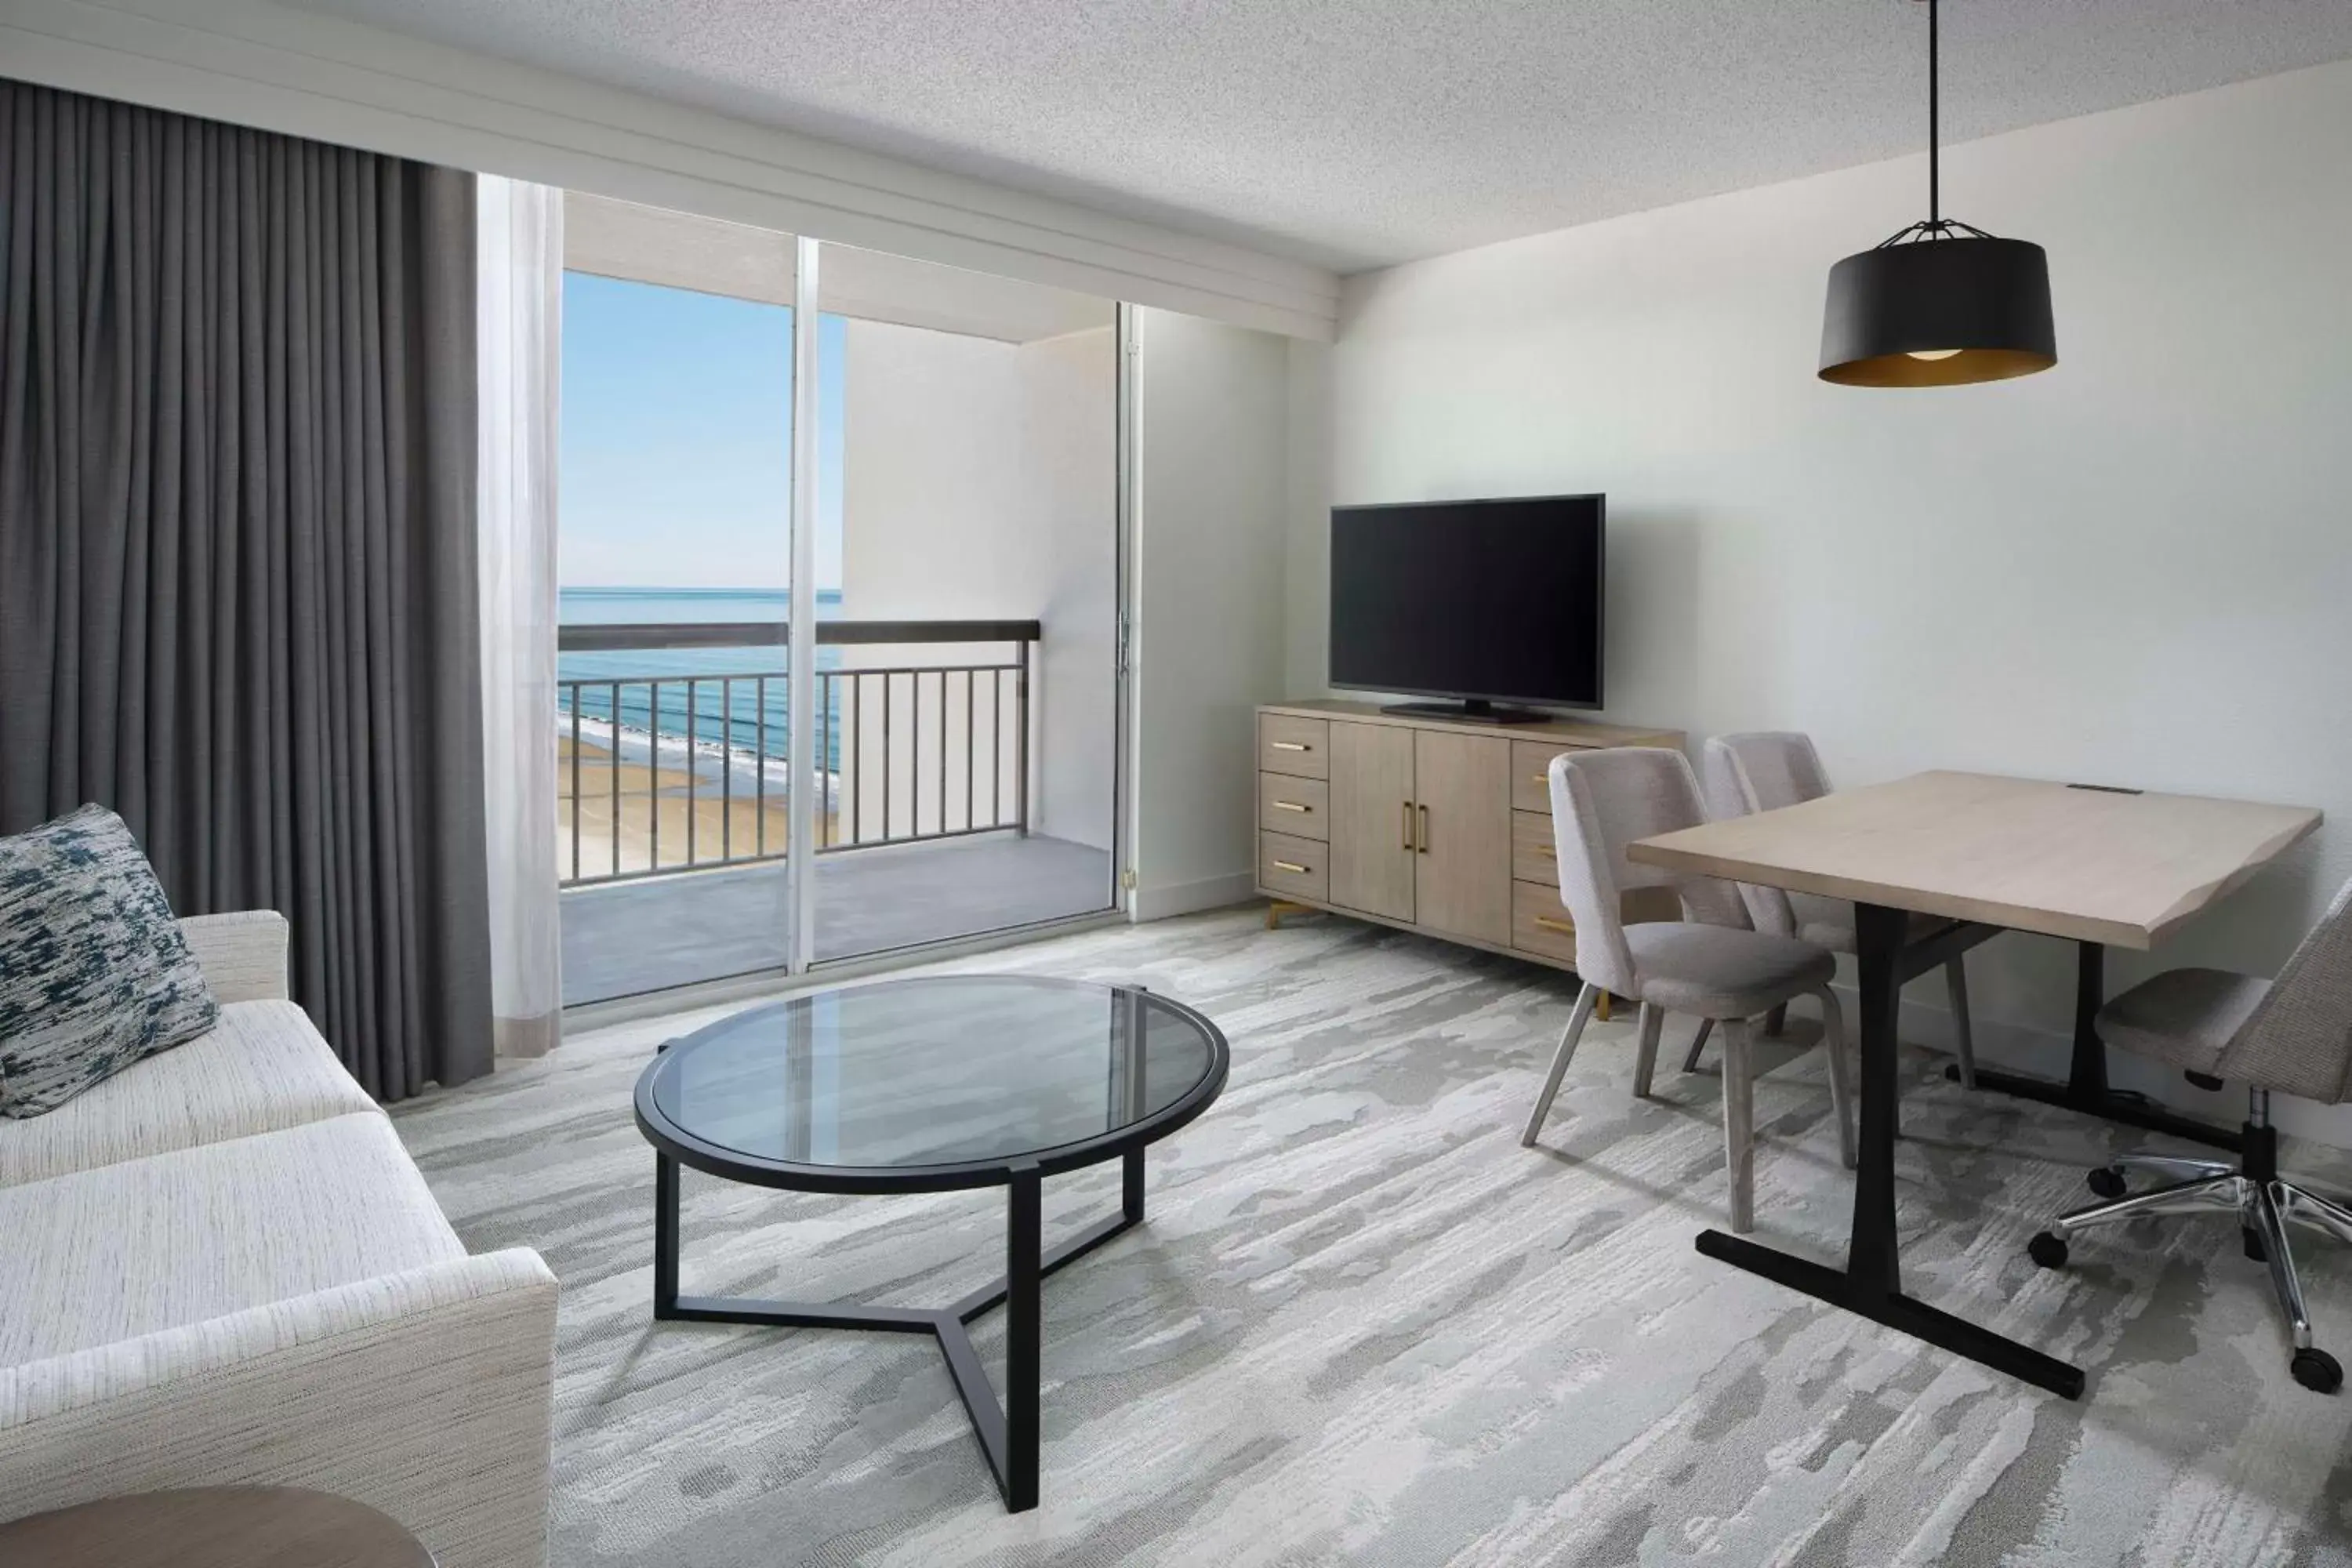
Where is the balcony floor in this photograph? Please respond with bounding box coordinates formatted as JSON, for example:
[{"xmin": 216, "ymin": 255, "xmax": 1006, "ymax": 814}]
[{"xmin": 559, "ymin": 833, "xmax": 1114, "ymax": 1006}]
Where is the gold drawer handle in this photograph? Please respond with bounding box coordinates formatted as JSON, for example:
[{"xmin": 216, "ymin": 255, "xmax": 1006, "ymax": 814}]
[
  {"xmin": 1533, "ymin": 915, "xmax": 1575, "ymax": 935},
  {"xmin": 1530, "ymin": 774, "xmax": 1551, "ymax": 785},
  {"xmin": 1272, "ymin": 800, "xmax": 1312, "ymax": 813},
  {"xmin": 1531, "ymin": 844, "xmax": 1555, "ymax": 858},
  {"xmin": 1272, "ymin": 740, "xmax": 1312, "ymax": 752},
  {"xmin": 1272, "ymin": 858, "xmax": 1311, "ymax": 875},
  {"xmin": 1417, "ymin": 804, "xmax": 1430, "ymax": 854}
]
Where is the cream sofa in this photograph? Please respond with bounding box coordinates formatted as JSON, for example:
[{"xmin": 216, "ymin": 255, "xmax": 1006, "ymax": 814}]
[{"xmin": 0, "ymin": 912, "xmax": 557, "ymax": 1568}]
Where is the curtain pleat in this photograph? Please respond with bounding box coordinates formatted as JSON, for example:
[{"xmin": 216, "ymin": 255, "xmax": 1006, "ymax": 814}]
[{"xmin": 0, "ymin": 78, "xmax": 492, "ymax": 1101}]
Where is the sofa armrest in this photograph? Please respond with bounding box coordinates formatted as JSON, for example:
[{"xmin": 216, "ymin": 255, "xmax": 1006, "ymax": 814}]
[
  {"xmin": 0, "ymin": 1249, "xmax": 557, "ymax": 1568},
  {"xmin": 177, "ymin": 911, "xmax": 291, "ymax": 1004}
]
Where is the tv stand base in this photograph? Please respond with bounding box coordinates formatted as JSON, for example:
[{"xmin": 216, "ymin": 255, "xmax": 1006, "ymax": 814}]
[{"xmin": 1377, "ymin": 699, "xmax": 1555, "ymax": 725}]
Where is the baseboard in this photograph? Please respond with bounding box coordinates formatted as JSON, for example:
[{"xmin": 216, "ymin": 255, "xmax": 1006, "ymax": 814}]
[
  {"xmin": 1132, "ymin": 871, "xmax": 1258, "ymax": 924},
  {"xmin": 1842, "ymin": 984, "xmax": 2352, "ymax": 1152}
]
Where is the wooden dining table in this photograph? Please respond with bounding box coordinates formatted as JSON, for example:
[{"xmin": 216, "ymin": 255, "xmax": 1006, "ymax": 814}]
[{"xmin": 1628, "ymin": 769, "xmax": 2321, "ymax": 1399}]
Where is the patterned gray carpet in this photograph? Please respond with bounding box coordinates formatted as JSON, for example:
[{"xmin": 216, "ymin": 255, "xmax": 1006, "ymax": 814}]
[{"xmin": 391, "ymin": 908, "xmax": 2352, "ymax": 1566}]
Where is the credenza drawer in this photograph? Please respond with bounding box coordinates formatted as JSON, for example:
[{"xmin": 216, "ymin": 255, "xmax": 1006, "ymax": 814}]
[
  {"xmin": 1260, "ymin": 831, "xmax": 1329, "ymax": 902},
  {"xmin": 1512, "ymin": 740, "xmax": 1577, "ymax": 812},
  {"xmin": 1511, "ymin": 808, "xmax": 1558, "ymax": 885},
  {"xmin": 1259, "ymin": 772, "xmax": 1330, "ymax": 840},
  {"xmin": 1259, "ymin": 714, "xmax": 1330, "ymax": 779},
  {"xmin": 1512, "ymin": 880, "xmax": 1580, "ymax": 964}
]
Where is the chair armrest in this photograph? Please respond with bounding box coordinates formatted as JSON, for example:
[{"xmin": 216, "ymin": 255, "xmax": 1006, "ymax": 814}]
[
  {"xmin": 0, "ymin": 1249, "xmax": 557, "ymax": 1568},
  {"xmin": 177, "ymin": 911, "xmax": 291, "ymax": 1003}
]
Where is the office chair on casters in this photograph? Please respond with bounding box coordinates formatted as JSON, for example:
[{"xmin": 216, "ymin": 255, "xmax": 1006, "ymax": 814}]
[{"xmin": 2027, "ymin": 876, "xmax": 2352, "ymax": 1393}]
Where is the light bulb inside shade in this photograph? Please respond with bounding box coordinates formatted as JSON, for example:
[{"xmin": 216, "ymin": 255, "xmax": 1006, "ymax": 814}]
[{"xmin": 1905, "ymin": 348, "xmax": 1964, "ymax": 361}]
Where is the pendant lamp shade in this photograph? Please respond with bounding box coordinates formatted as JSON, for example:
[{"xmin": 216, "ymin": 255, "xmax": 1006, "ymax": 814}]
[
  {"xmin": 1819, "ymin": 234, "xmax": 2055, "ymax": 387},
  {"xmin": 1818, "ymin": 0, "xmax": 2056, "ymax": 388}
]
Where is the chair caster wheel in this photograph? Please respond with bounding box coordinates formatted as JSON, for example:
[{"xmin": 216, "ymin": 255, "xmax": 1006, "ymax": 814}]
[
  {"xmin": 2027, "ymin": 1232, "xmax": 2069, "ymax": 1269},
  {"xmin": 2244, "ymin": 1226, "xmax": 2267, "ymax": 1263},
  {"xmin": 2086, "ymin": 1166, "xmax": 2125, "ymax": 1200},
  {"xmin": 2292, "ymin": 1348, "xmax": 2343, "ymax": 1394}
]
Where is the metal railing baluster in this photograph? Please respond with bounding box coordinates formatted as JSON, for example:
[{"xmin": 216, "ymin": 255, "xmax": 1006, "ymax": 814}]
[
  {"xmin": 616, "ymin": 681, "xmax": 626, "ymax": 888},
  {"xmin": 568, "ymin": 684, "xmax": 582, "ymax": 883},
  {"xmin": 648, "ymin": 680, "xmax": 662, "ymax": 873}
]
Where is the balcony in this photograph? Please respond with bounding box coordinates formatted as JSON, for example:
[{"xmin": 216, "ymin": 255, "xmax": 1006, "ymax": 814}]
[{"xmin": 555, "ymin": 619, "xmax": 1113, "ymax": 1004}]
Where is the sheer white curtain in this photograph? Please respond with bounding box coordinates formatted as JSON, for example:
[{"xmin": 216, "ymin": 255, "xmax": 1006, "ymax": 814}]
[{"xmin": 477, "ymin": 175, "xmax": 564, "ymax": 1058}]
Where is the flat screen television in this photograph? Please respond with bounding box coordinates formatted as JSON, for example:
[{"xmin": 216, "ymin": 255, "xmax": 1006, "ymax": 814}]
[{"xmin": 1329, "ymin": 495, "xmax": 1603, "ymax": 723}]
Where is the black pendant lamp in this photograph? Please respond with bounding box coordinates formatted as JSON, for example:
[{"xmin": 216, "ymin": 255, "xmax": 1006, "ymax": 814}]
[{"xmin": 1819, "ymin": 0, "xmax": 2055, "ymax": 387}]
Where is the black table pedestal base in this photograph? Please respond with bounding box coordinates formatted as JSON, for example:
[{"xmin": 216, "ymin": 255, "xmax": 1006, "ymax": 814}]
[
  {"xmin": 1695, "ymin": 1229, "xmax": 2085, "ymax": 1398},
  {"xmin": 1692, "ymin": 906, "xmax": 2088, "ymax": 1400},
  {"xmin": 653, "ymin": 1146, "xmax": 1147, "ymax": 1513}
]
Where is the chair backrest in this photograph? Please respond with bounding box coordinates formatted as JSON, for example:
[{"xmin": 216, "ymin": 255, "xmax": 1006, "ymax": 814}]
[
  {"xmin": 1548, "ymin": 747, "xmax": 1747, "ymax": 995},
  {"xmin": 1700, "ymin": 732, "xmax": 1834, "ymax": 938},
  {"xmin": 2220, "ymin": 875, "xmax": 2352, "ymax": 1105}
]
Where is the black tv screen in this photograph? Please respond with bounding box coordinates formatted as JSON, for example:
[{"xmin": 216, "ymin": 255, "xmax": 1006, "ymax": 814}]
[{"xmin": 1329, "ymin": 495, "xmax": 1604, "ymax": 711}]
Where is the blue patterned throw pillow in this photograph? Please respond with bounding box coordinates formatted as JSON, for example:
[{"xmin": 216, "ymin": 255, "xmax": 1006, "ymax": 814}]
[{"xmin": 0, "ymin": 804, "xmax": 220, "ymax": 1116}]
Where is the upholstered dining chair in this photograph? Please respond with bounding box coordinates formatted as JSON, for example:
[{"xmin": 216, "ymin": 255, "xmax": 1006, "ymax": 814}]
[
  {"xmin": 2026, "ymin": 876, "xmax": 2352, "ymax": 1393},
  {"xmin": 1522, "ymin": 746, "xmax": 1855, "ymax": 1232},
  {"xmin": 1693, "ymin": 732, "xmax": 1980, "ymax": 1088}
]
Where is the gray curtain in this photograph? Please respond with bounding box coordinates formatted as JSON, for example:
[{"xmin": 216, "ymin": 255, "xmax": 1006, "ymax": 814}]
[{"xmin": 0, "ymin": 78, "xmax": 493, "ymax": 1102}]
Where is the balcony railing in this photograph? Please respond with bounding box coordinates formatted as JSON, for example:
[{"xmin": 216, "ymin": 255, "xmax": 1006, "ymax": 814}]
[{"xmin": 556, "ymin": 619, "xmax": 1038, "ymax": 887}]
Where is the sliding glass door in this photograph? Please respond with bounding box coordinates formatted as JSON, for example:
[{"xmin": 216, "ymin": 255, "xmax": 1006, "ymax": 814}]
[
  {"xmin": 553, "ymin": 198, "xmax": 1124, "ymax": 1006},
  {"xmin": 554, "ymin": 197, "xmax": 806, "ymax": 1004},
  {"xmin": 804, "ymin": 242, "xmax": 1123, "ymax": 964}
]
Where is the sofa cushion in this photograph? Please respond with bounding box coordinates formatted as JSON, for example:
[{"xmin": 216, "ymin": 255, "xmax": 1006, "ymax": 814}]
[
  {"xmin": 0, "ymin": 1112, "xmax": 463, "ymax": 1367},
  {"xmin": 0, "ymin": 1001, "xmax": 377, "ymax": 1189},
  {"xmin": 0, "ymin": 805, "xmax": 219, "ymax": 1117}
]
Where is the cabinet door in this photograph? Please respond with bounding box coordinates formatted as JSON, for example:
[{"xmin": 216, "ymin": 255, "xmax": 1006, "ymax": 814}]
[
  {"xmin": 1413, "ymin": 730, "xmax": 1512, "ymax": 945},
  {"xmin": 1326, "ymin": 722, "xmax": 1417, "ymax": 922}
]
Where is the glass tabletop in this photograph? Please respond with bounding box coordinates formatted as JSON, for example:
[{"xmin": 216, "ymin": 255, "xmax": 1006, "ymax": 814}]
[{"xmin": 638, "ymin": 975, "xmax": 1227, "ymax": 1183}]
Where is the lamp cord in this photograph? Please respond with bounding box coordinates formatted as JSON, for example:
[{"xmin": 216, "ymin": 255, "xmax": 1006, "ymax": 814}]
[{"xmin": 1928, "ymin": 0, "xmax": 1940, "ymax": 225}]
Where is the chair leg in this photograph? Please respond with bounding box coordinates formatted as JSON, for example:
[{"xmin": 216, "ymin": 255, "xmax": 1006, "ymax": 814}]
[
  {"xmin": 1945, "ymin": 958, "xmax": 1978, "ymax": 1091},
  {"xmin": 1523, "ymin": 982, "xmax": 1601, "ymax": 1146},
  {"xmin": 1681, "ymin": 1017, "xmax": 1714, "ymax": 1075},
  {"xmin": 1721, "ymin": 1017, "xmax": 1756, "ymax": 1234},
  {"xmin": 1632, "ymin": 1002, "xmax": 1665, "ymax": 1099},
  {"xmin": 2112, "ymin": 1152, "xmax": 2236, "ymax": 1185},
  {"xmin": 1763, "ymin": 1003, "xmax": 1788, "ymax": 1039},
  {"xmin": 2053, "ymin": 1173, "xmax": 2245, "ymax": 1235},
  {"xmin": 2254, "ymin": 1182, "xmax": 2317, "ymax": 1353},
  {"xmin": 1813, "ymin": 985, "xmax": 1856, "ymax": 1171},
  {"xmin": 2280, "ymin": 1182, "xmax": 2352, "ymax": 1247}
]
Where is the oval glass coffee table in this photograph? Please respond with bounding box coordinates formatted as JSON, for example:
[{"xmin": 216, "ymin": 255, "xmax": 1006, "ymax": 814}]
[{"xmin": 633, "ymin": 974, "xmax": 1229, "ymax": 1512}]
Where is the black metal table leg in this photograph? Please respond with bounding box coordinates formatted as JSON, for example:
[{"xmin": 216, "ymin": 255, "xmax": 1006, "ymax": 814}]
[
  {"xmin": 654, "ymin": 1150, "xmax": 1149, "ymax": 1512},
  {"xmin": 1002, "ymin": 1163, "xmax": 1042, "ymax": 1511},
  {"xmin": 1696, "ymin": 902, "xmax": 2085, "ymax": 1400},
  {"xmin": 654, "ymin": 1152, "xmax": 680, "ymax": 1316},
  {"xmin": 1951, "ymin": 940, "xmax": 2241, "ymax": 1152}
]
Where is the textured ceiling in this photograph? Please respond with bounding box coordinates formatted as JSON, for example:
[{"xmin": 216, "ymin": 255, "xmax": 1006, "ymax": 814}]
[{"xmin": 289, "ymin": 0, "xmax": 2352, "ymax": 270}]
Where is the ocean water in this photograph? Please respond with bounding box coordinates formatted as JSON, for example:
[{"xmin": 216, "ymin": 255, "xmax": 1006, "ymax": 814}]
[{"xmin": 557, "ymin": 586, "xmax": 845, "ymax": 774}]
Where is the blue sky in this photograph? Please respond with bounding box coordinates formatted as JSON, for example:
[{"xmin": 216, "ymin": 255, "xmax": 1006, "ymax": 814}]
[{"xmin": 558, "ymin": 271, "xmax": 846, "ymax": 590}]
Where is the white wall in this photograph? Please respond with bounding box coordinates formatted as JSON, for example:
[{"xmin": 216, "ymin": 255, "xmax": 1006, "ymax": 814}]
[
  {"xmin": 1132, "ymin": 309, "xmax": 1293, "ymax": 919},
  {"xmin": 837, "ymin": 318, "xmax": 1118, "ymax": 852},
  {"xmin": 1297, "ymin": 60, "xmax": 2352, "ymax": 1138}
]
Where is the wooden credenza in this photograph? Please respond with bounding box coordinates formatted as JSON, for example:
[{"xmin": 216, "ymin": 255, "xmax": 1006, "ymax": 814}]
[{"xmin": 1255, "ymin": 699, "xmax": 1685, "ymax": 975}]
